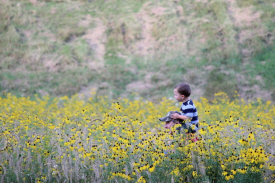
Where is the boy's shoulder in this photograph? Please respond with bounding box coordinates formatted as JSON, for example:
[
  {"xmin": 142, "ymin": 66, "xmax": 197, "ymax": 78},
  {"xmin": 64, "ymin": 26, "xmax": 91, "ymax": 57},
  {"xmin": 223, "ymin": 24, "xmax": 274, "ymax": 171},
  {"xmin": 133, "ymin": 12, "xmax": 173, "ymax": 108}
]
[{"xmin": 182, "ymin": 99, "xmax": 194, "ymax": 106}]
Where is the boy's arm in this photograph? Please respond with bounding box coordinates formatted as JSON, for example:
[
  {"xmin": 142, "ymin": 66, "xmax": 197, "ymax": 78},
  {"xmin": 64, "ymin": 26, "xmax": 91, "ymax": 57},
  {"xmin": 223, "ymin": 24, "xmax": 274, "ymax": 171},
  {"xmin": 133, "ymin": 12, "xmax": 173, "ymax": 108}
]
[{"xmin": 171, "ymin": 113, "xmax": 190, "ymax": 121}]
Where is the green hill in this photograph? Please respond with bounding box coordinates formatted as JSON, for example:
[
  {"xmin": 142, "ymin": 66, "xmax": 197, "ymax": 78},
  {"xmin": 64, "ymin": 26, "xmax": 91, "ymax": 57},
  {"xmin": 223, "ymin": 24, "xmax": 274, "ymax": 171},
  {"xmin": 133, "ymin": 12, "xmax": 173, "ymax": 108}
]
[{"xmin": 1, "ymin": 0, "xmax": 275, "ymax": 101}]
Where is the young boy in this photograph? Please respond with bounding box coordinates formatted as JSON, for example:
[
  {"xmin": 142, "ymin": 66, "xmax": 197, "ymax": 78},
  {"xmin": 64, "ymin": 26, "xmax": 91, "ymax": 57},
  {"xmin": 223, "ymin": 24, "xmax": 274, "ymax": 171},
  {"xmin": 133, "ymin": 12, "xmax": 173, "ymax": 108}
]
[{"xmin": 170, "ymin": 83, "xmax": 199, "ymax": 137}]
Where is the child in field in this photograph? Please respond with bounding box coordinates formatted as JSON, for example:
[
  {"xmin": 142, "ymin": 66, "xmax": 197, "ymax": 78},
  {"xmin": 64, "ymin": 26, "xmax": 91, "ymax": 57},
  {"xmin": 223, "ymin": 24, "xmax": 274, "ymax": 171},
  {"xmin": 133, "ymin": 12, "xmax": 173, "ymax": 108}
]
[{"xmin": 161, "ymin": 83, "xmax": 199, "ymax": 141}]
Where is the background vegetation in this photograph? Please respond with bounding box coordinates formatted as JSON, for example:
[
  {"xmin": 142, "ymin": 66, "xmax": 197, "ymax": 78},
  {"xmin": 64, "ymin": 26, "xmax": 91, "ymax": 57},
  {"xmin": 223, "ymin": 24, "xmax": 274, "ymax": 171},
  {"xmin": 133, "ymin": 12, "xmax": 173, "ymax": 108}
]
[{"xmin": 1, "ymin": 0, "xmax": 275, "ymax": 101}]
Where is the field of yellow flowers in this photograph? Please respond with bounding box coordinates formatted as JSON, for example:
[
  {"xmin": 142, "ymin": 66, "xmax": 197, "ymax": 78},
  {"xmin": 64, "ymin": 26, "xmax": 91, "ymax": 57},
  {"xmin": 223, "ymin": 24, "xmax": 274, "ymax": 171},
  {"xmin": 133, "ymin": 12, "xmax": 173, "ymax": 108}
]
[{"xmin": 0, "ymin": 92, "xmax": 274, "ymax": 183}]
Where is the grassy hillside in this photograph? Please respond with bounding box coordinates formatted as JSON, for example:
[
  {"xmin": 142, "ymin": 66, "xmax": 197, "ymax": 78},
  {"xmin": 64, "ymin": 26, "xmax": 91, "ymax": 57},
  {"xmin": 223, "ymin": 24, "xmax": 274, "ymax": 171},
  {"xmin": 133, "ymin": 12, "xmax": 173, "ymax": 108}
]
[{"xmin": 1, "ymin": 0, "xmax": 275, "ymax": 101}]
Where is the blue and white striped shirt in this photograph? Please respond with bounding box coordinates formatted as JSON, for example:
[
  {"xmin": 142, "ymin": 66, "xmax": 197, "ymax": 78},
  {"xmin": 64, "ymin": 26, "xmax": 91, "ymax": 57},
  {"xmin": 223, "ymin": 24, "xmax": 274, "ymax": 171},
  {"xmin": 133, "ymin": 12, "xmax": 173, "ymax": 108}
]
[{"xmin": 180, "ymin": 99, "xmax": 199, "ymax": 125}]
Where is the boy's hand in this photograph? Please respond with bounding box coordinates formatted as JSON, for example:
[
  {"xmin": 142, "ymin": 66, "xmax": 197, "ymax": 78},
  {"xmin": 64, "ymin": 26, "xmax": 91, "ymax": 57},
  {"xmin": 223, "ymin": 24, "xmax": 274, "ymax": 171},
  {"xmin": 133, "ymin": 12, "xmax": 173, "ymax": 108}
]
[{"xmin": 171, "ymin": 113, "xmax": 181, "ymax": 119}]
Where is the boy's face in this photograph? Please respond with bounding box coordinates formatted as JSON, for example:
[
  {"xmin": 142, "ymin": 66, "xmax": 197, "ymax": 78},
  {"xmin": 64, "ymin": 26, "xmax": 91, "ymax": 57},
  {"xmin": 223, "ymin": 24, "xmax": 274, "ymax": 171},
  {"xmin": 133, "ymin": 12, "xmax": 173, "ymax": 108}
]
[{"xmin": 174, "ymin": 88, "xmax": 185, "ymax": 102}]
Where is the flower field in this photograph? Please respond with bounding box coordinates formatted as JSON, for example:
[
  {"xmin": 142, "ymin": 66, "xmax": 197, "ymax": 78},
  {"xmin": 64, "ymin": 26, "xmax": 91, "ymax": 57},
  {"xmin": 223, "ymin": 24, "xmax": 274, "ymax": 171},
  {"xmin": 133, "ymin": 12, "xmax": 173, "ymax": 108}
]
[{"xmin": 0, "ymin": 92, "xmax": 274, "ymax": 183}]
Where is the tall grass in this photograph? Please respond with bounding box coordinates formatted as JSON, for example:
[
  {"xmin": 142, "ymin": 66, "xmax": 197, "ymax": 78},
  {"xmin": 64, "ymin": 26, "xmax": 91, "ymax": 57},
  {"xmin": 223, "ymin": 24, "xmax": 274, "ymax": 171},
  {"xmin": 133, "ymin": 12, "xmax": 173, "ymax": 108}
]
[{"xmin": 248, "ymin": 43, "xmax": 275, "ymax": 99}]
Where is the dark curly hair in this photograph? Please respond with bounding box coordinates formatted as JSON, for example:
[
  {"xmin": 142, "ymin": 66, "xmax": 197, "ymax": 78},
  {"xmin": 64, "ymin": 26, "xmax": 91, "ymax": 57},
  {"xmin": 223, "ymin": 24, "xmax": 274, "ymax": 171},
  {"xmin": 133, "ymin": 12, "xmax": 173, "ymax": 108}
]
[{"xmin": 175, "ymin": 83, "xmax": 191, "ymax": 97}]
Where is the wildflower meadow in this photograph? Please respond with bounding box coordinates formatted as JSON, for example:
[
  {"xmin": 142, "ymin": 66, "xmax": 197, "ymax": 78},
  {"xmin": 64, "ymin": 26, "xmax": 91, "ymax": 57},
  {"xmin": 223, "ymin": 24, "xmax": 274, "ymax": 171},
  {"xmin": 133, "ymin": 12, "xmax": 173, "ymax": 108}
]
[{"xmin": 0, "ymin": 92, "xmax": 274, "ymax": 183}]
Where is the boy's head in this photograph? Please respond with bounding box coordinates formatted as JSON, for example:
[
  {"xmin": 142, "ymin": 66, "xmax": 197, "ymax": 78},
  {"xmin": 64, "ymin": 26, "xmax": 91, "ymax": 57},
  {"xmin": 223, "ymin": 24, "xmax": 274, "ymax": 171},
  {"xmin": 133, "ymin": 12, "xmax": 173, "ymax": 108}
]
[{"xmin": 174, "ymin": 83, "xmax": 191, "ymax": 102}]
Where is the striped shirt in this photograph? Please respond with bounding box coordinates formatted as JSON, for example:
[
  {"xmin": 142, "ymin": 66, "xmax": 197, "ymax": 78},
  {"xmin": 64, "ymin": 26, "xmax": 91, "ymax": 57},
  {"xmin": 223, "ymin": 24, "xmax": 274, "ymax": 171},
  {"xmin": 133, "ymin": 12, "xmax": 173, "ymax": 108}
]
[{"xmin": 180, "ymin": 99, "xmax": 199, "ymax": 125}]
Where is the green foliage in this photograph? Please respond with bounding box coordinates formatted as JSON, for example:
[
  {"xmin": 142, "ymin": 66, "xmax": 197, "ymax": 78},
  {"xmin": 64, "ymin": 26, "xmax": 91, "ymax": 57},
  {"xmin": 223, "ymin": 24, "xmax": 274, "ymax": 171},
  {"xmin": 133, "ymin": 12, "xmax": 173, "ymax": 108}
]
[
  {"xmin": 0, "ymin": 68, "xmax": 94, "ymax": 97},
  {"xmin": 0, "ymin": 0, "xmax": 275, "ymax": 101},
  {"xmin": 249, "ymin": 43, "xmax": 275, "ymax": 99},
  {"xmin": 205, "ymin": 68, "xmax": 238, "ymax": 100}
]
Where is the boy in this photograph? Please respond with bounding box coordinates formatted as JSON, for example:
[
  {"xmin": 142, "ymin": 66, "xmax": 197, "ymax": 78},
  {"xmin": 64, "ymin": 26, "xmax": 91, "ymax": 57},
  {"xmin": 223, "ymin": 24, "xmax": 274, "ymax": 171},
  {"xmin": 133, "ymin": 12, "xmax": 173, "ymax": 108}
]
[
  {"xmin": 171, "ymin": 83, "xmax": 199, "ymax": 134},
  {"xmin": 160, "ymin": 83, "xmax": 199, "ymax": 143}
]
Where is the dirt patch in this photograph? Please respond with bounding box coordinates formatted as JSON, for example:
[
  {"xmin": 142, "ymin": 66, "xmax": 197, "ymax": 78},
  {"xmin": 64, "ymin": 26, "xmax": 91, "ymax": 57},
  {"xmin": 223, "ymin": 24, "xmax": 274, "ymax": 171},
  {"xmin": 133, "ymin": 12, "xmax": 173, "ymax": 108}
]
[
  {"xmin": 30, "ymin": 0, "xmax": 38, "ymax": 5},
  {"xmin": 23, "ymin": 30, "xmax": 32, "ymax": 39},
  {"xmin": 226, "ymin": 0, "xmax": 269, "ymax": 61},
  {"xmin": 87, "ymin": 61, "xmax": 105, "ymax": 72},
  {"xmin": 241, "ymin": 48, "xmax": 252, "ymax": 57},
  {"xmin": 235, "ymin": 73, "xmax": 272, "ymax": 101},
  {"xmin": 37, "ymin": 89, "xmax": 49, "ymax": 97},
  {"xmin": 82, "ymin": 18, "xmax": 106, "ymax": 62},
  {"xmin": 205, "ymin": 65, "xmax": 215, "ymax": 72},
  {"xmin": 78, "ymin": 14, "xmax": 93, "ymax": 28},
  {"xmin": 134, "ymin": 3, "xmax": 156, "ymax": 56},
  {"xmin": 129, "ymin": 3, "xmax": 189, "ymax": 57},
  {"xmin": 126, "ymin": 81, "xmax": 154, "ymax": 94},
  {"xmin": 51, "ymin": 7, "xmax": 57, "ymax": 14},
  {"xmin": 191, "ymin": 87, "xmax": 204, "ymax": 101},
  {"xmin": 126, "ymin": 71, "xmax": 172, "ymax": 95},
  {"xmin": 176, "ymin": 6, "xmax": 183, "ymax": 16},
  {"xmin": 151, "ymin": 7, "xmax": 167, "ymax": 16},
  {"xmin": 239, "ymin": 28, "xmax": 268, "ymax": 44},
  {"xmin": 43, "ymin": 55, "xmax": 64, "ymax": 72},
  {"xmin": 41, "ymin": 31, "xmax": 56, "ymax": 42},
  {"xmin": 231, "ymin": 6, "xmax": 262, "ymax": 27},
  {"xmin": 195, "ymin": 0, "xmax": 208, "ymax": 3},
  {"xmin": 240, "ymin": 84, "xmax": 272, "ymax": 101}
]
